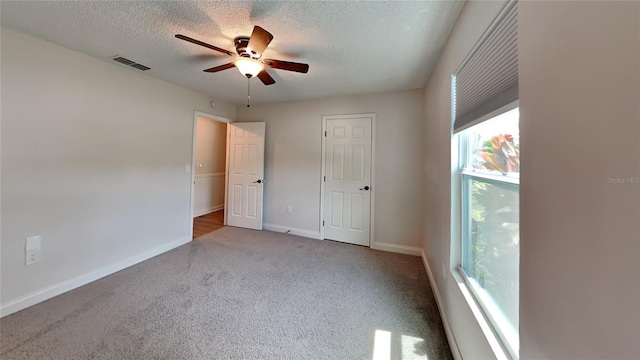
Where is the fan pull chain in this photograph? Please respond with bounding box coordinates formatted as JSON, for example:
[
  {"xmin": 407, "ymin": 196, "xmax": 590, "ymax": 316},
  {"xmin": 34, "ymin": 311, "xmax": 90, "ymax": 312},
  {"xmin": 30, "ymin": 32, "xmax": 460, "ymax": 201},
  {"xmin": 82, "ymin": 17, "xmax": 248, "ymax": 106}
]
[{"xmin": 247, "ymin": 77, "xmax": 251, "ymax": 108}]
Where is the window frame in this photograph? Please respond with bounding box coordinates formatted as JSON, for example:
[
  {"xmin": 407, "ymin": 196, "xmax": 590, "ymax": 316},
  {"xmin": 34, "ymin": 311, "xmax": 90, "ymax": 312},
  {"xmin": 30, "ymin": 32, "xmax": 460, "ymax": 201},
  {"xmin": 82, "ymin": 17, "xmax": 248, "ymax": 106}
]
[{"xmin": 455, "ymin": 100, "xmax": 520, "ymax": 359}]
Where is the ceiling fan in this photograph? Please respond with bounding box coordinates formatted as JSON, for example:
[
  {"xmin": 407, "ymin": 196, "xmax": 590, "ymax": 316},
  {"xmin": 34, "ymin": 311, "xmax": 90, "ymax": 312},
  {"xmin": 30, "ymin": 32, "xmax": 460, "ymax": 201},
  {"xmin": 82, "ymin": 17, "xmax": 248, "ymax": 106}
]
[{"xmin": 175, "ymin": 26, "xmax": 309, "ymax": 87}]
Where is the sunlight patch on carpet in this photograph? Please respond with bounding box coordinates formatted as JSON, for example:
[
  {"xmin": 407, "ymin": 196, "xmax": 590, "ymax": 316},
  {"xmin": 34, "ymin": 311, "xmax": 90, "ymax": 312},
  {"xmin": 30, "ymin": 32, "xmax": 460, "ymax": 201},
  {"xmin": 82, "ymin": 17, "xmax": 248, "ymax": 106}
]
[
  {"xmin": 372, "ymin": 330, "xmax": 428, "ymax": 360},
  {"xmin": 372, "ymin": 330, "xmax": 391, "ymax": 360},
  {"xmin": 402, "ymin": 335, "xmax": 428, "ymax": 360}
]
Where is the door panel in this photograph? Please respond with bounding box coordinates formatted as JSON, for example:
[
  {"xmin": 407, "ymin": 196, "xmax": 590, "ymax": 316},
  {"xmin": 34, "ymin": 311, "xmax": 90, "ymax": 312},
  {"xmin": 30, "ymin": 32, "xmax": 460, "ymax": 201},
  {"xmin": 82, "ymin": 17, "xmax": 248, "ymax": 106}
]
[
  {"xmin": 352, "ymin": 144, "xmax": 364, "ymax": 180},
  {"xmin": 330, "ymin": 192, "xmax": 344, "ymax": 228},
  {"xmin": 231, "ymin": 184, "xmax": 243, "ymax": 216},
  {"xmin": 246, "ymin": 185, "xmax": 258, "ymax": 218},
  {"xmin": 350, "ymin": 193, "xmax": 364, "ymax": 231},
  {"xmin": 323, "ymin": 116, "xmax": 372, "ymax": 246},
  {"xmin": 233, "ymin": 144, "xmax": 243, "ymax": 174},
  {"xmin": 332, "ymin": 145, "xmax": 345, "ymax": 180},
  {"xmin": 248, "ymin": 145, "xmax": 259, "ymax": 175},
  {"xmin": 227, "ymin": 122, "xmax": 265, "ymax": 230}
]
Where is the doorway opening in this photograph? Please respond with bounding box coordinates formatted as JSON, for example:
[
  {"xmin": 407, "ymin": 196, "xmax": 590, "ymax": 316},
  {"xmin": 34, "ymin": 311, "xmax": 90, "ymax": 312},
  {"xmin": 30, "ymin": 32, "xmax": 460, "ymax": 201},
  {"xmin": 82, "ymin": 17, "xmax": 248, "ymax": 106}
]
[{"xmin": 190, "ymin": 111, "xmax": 232, "ymax": 238}]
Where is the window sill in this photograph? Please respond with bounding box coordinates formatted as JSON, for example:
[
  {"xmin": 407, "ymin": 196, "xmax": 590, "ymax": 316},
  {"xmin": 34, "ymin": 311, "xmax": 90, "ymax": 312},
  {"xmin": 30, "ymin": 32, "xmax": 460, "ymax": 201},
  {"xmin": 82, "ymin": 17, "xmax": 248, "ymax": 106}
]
[{"xmin": 450, "ymin": 268, "xmax": 513, "ymax": 360}]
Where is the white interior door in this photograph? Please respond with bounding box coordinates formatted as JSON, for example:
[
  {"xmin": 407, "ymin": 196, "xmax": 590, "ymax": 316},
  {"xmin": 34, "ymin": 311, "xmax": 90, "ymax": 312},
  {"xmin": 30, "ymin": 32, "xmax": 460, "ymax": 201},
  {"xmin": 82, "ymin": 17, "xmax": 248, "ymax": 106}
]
[
  {"xmin": 323, "ymin": 116, "xmax": 372, "ymax": 246},
  {"xmin": 227, "ymin": 122, "xmax": 265, "ymax": 230}
]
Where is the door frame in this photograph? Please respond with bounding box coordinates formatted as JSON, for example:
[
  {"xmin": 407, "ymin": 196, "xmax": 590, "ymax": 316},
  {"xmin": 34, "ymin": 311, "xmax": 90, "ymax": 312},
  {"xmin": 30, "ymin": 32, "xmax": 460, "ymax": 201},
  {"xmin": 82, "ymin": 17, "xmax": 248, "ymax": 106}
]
[
  {"xmin": 319, "ymin": 113, "xmax": 376, "ymax": 247},
  {"xmin": 189, "ymin": 110, "xmax": 233, "ymax": 239}
]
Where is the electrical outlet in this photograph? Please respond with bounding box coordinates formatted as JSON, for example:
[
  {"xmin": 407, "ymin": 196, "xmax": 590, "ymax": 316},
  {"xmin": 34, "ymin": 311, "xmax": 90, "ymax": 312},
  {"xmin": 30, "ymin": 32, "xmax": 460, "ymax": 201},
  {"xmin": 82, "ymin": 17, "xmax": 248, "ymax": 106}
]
[
  {"xmin": 287, "ymin": 205, "xmax": 293, "ymax": 214},
  {"xmin": 26, "ymin": 249, "xmax": 41, "ymax": 265},
  {"xmin": 442, "ymin": 262, "xmax": 446, "ymax": 280},
  {"xmin": 25, "ymin": 235, "xmax": 42, "ymax": 266}
]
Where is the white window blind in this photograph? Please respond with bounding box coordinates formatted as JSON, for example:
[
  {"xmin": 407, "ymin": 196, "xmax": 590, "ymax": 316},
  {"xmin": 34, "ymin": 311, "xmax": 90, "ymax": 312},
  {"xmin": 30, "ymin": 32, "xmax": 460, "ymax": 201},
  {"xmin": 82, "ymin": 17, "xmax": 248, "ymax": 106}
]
[{"xmin": 453, "ymin": 0, "xmax": 518, "ymax": 133}]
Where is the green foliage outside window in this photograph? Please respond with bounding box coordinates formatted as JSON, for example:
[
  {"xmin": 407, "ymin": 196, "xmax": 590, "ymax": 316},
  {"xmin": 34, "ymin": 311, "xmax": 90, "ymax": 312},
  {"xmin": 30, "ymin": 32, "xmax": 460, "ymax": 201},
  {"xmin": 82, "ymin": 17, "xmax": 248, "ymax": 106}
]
[
  {"xmin": 467, "ymin": 179, "xmax": 519, "ymax": 331},
  {"xmin": 462, "ymin": 111, "xmax": 520, "ymax": 335}
]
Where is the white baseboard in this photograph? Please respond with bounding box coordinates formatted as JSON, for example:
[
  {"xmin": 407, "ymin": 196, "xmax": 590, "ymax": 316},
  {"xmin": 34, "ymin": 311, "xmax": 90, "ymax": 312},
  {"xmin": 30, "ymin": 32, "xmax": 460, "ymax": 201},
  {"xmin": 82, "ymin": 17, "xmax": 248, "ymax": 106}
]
[
  {"xmin": 263, "ymin": 223, "xmax": 322, "ymax": 240},
  {"xmin": 193, "ymin": 205, "xmax": 224, "ymax": 218},
  {"xmin": 421, "ymin": 250, "xmax": 462, "ymax": 360},
  {"xmin": 371, "ymin": 241, "xmax": 422, "ymax": 256},
  {"xmin": 0, "ymin": 236, "xmax": 192, "ymax": 318}
]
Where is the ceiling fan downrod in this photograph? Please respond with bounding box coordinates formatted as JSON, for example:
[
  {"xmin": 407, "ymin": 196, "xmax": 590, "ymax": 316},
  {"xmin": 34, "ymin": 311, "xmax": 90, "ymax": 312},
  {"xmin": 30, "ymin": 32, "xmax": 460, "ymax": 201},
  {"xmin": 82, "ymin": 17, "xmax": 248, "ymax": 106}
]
[{"xmin": 247, "ymin": 76, "xmax": 251, "ymax": 108}]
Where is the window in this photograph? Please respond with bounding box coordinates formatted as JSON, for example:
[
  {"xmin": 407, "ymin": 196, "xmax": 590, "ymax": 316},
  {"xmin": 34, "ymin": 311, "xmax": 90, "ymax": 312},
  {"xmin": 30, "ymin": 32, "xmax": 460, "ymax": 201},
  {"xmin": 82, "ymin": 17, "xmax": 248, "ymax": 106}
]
[
  {"xmin": 459, "ymin": 107, "xmax": 520, "ymax": 356},
  {"xmin": 451, "ymin": 0, "xmax": 519, "ymax": 357}
]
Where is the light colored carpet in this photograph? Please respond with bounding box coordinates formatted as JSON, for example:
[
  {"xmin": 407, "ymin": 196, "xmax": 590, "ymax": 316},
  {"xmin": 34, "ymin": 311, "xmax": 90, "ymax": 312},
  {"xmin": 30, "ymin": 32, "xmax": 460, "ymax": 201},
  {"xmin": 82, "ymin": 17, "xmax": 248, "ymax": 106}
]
[{"xmin": 1, "ymin": 227, "xmax": 452, "ymax": 360}]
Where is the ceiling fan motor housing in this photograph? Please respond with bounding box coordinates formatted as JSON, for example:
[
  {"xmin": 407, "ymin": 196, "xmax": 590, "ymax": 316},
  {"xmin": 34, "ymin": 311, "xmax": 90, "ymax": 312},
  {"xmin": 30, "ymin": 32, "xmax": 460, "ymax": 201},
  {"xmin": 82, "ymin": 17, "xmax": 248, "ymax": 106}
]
[{"xmin": 234, "ymin": 37, "xmax": 259, "ymax": 58}]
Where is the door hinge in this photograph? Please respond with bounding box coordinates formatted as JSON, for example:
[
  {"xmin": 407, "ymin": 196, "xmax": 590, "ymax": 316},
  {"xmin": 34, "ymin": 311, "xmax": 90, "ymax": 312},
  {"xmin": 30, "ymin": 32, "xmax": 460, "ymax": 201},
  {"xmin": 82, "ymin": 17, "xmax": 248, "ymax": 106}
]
[
  {"xmin": 322, "ymin": 220, "xmax": 325, "ymax": 226},
  {"xmin": 324, "ymin": 131, "xmax": 327, "ymax": 137},
  {"xmin": 323, "ymin": 176, "xmax": 326, "ymax": 182}
]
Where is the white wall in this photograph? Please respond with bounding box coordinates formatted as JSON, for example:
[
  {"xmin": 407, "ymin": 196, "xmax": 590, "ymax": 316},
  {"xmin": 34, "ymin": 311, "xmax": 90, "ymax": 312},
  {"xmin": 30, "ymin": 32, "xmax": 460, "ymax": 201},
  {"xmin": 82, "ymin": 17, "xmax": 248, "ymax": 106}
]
[
  {"xmin": 423, "ymin": 0, "xmax": 640, "ymax": 359},
  {"xmin": 193, "ymin": 117, "xmax": 227, "ymax": 217},
  {"xmin": 0, "ymin": 27, "xmax": 235, "ymax": 315},
  {"xmin": 236, "ymin": 89, "xmax": 425, "ymax": 251},
  {"xmin": 518, "ymin": 2, "xmax": 640, "ymax": 358}
]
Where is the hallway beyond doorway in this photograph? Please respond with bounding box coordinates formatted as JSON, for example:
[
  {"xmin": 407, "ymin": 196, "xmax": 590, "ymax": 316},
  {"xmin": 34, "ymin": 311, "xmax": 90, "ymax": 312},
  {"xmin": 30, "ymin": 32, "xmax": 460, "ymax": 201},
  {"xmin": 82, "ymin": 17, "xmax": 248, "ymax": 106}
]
[{"xmin": 193, "ymin": 210, "xmax": 224, "ymax": 238}]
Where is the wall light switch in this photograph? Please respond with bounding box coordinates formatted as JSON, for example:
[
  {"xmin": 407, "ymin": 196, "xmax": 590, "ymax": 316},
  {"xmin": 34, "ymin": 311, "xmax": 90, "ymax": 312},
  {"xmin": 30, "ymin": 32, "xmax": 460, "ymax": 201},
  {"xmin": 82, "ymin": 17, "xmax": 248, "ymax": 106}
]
[
  {"xmin": 185, "ymin": 164, "xmax": 192, "ymax": 173},
  {"xmin": 287, "ymin": 205, "xmax": 293, "ymax": 214},
  {"xmin": 26, "ymin": 235, "xmax": 41, "ymax": 251}
]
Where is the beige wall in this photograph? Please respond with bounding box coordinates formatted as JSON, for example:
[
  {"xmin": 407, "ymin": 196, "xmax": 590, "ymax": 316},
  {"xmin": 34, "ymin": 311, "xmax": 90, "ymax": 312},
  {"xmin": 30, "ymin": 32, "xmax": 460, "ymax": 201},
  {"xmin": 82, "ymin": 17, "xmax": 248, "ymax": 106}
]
[
  {"xmin": 519, "ymin": 1, "xmax": 640, "ymax": 358},
  {"xmin": 194, "ymin": 117, "xmax": 227, "ymax": 216},
  {"xmin": 0, "ymin": 27, "xmax": 235, "ymax": 313},
  {"xmin": 236, "ymin": 89, "xmax": 425, "ymax": 249},
  {"xmin": 423, "ymin": 0, "xmax": 640, "ymax": 358}
]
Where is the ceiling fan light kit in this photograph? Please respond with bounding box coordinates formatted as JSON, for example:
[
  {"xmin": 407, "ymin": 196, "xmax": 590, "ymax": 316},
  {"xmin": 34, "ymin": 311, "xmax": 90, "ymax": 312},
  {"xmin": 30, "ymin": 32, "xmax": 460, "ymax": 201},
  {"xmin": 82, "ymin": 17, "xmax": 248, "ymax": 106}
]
[
  {"xmin": 176, "ymin": 26, "xmax": 309, "ymax": 106},
  {"xmin": 233, "ymin": 57, "xmax": 264, "ymax": 78}
]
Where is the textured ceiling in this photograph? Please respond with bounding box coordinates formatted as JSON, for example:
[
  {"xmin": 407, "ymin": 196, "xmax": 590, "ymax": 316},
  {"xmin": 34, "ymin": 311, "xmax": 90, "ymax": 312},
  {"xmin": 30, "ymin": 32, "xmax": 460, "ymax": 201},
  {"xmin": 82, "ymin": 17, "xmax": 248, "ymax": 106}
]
[{"xmin": 1, "ymin": 1, "xmax": 464, "ymax": 105}]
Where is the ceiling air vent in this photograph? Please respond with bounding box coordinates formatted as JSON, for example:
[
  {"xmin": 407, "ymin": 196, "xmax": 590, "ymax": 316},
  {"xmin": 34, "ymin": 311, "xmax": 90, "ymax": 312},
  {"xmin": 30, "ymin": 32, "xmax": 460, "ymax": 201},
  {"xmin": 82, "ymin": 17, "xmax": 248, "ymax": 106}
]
[
  {"xmin": 130, "ymin": 63, "xmax": 151, "ymax": 71},
  {"xmin": 113, "ymin": 56, "xmax": 135, "ymax": 66},
  {"xmin": 110, "ymin": 56, "xmax": 151, "ymax": 71}
]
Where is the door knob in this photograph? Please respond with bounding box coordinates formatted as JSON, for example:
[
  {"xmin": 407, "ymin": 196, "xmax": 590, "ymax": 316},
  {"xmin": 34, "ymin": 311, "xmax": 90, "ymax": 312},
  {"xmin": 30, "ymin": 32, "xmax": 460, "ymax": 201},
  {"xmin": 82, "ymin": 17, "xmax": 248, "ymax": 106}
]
[
  {"xmin": 253, "ymin": 179, "xmax": 262, "ymax": 184},
  {"xmin": 359, "ymin": 186, "xmax": 370, "ymax": 191}
]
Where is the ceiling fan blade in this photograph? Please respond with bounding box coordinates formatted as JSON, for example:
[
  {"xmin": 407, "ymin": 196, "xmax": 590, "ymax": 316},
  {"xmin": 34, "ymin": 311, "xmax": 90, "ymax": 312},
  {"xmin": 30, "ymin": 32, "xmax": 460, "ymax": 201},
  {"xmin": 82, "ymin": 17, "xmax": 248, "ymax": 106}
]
[
  {"xmin": 175, "ymin": 34, "xmax": 234, "ymax": 56},
  {"xmin": 247, "ymin": 26, "xmax": 273, "ymax": 57},
  {"xmin": 263, "ymin": 59, "xmax": 309, "ymax": 73},
  {"xmin": 203, "ymin": 63, "xmax": 236, "ymax": 73},
  {"xmin": 257, "ymin": 70, "xmax": 276, "ymax": 85}
]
